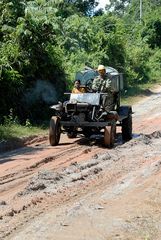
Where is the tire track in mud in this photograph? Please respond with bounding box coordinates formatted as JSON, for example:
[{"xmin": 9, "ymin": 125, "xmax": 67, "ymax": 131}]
[
  {"xmin": 0, "ymin": 145, "xmax": 79, "ymax": 181},
  {"xmin": 0, "ymin": 141, "xmax": 104, "ymax": 239},
  {"xmin": 0, "ymin": 143, "xmax": 97, "ymax": 196},
  {"xmin": 1, "ymin": 131, "xmax": 161, "ymax": 240}
]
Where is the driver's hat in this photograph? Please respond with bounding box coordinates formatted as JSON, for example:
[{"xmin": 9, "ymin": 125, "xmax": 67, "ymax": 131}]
[{"xmin": 97, "ymin": 65, "xmax": 106, "ymax": 71}]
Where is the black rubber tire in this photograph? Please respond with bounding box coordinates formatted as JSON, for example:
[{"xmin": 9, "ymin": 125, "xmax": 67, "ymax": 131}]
[
  {"xmin": 49, "ymin": 116, "xmax": 61, "ymax": 146},
  {"xmin": 83, "ymin": 127, "xmax": 93, "ymax": 138},
  {"xmin": 122, "ymin": 114, "xmax": 132, "ymax": 141},
  {"xmin": 104, "ymin": 123, "xmax": 116, "ymax": 148}
]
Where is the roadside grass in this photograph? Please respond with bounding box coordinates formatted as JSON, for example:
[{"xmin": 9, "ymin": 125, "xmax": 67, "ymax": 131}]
[
  {"xmin": 0, "ymin": 123, "xmax": 48, "ymax": 141},
  {"xmin": 121, "ymin": 81, "xmax": 161, "ymax": 105}
]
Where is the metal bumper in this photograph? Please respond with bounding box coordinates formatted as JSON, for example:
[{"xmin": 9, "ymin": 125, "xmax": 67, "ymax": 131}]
[{"xmin": 60, "ymin": 121, "xmax": 113, "ymax": 128}]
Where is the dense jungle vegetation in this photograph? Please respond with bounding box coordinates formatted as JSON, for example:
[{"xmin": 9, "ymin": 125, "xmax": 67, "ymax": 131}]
[{"xmin": 1, "ymin": 0, "xmax": 161, "ymax": 124}]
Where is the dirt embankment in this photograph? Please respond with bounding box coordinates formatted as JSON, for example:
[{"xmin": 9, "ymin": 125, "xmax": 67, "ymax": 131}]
[{"xmin": 1, "ymin": 86, "xmax": 161, "ymax": 240}]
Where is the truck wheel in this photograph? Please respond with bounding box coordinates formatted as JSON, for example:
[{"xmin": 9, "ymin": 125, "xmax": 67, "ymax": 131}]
[
  {"xmin": 104, "ymin": 123, "xmax": 116, "ymax": 148},
  {"xmin": 122, "ymin": 114, "xmax": 132, "ymax": 141},
  {"xmin": 49, "ymin": 116, "xmax": 61, "ymax": 146},
  {"xmin": 83, "ymin": 127, "xmax": 93, "ymax": 138}
]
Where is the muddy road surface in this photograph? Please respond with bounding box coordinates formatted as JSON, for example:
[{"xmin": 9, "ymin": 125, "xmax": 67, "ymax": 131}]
[{"xmin": 1, "ymin": 86, "xmax": 161, "ymax": 240}]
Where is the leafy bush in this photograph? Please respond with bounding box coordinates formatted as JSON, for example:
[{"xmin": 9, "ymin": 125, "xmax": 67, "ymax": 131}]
[
  {"xmin": 147, "ymin": 49, "xmax": 161, "ymax": 82},
  {"xmin": 125, "ymin": 43, "xmax": 151, "ymax": 86}
]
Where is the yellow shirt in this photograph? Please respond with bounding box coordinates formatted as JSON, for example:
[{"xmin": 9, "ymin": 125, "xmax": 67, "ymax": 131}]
[{"xmin": 72, "ymin": 87, "xmax": 86, "ymax": 93}]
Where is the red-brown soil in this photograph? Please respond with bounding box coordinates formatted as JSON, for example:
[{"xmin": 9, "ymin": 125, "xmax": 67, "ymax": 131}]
[{"xmin": 1, "ymin": 85, "xmax": 161, "ymax": 240}]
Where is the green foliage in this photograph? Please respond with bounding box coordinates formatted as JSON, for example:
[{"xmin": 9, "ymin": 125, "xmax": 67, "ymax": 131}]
[
  {"xmin": 3, "ymin": 108, "xmax": 19, "ymax": 126},
  {"xmin": 0, "ymin": 0, "xmax": 161, "ymax": 125},
  {"xmin": 0, "ymin": 122, "xmax": 47, "ymax": 141},
  {"xmin": 125, "ymin": 43, "xmax": 151, "ymax": 86},
  {"xmin": 141, "ymin": 9, "xmax": 161, "ymax": 49},
  {"xmin": 0, "ymin": 0, "xmax": 66, "ymax": 122},
  {"xmin": 56, "ymin": 0, "xmax": 99, "ymax": 17},
  {"xmin": 25, "ymin": 119, "xmax": 32, "ymax": 127},
  {"xmin": 61, "ymin": 14, "xmax": 126, "ymax": 86},
  {"xmin": 106, "ymin": 0, "xmax": 130, "ymax": 16},
  {"xmin": 147, "ymin": 49, "xmax": 161, "ymax": 81},
  {"xmin": 0, "ymin": 108, "xmax": 47, "ymax": 141}
]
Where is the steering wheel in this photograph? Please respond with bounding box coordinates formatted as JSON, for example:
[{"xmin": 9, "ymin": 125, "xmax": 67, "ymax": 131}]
[{"xmin": 85, "ymin": 79, "xmax": 93, "ymax": 92}]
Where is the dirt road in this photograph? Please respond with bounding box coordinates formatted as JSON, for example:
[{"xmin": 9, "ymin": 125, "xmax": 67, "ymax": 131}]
[{"xmin": 1, "ymin": 86, "xmax": 161, "ymax": 240}]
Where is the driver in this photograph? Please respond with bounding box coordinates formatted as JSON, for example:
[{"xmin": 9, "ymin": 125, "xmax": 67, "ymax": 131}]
[
  {"xmin": 72, "ymin": 80, "xmax": 86, "ymax": 93},
  {"xmin": 92, "ymin": 65, "xmax": 115, "ymax": 112}
]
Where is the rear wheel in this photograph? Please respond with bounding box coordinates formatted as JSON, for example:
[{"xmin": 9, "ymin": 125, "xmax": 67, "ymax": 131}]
[
  {"xmin": 104, "ymin": 122, "xmax": 116, "ymax": 148},
  {"xmin": 49, "ymin": 116, "xmax": 61, "ymax": 146},
  {"xmin": 122, "ymin": 114, "xmax": 132, "ymax": 141},
  {"xmin": 83, "ymin": 127, "xmax": 93, "ymax": 138}
]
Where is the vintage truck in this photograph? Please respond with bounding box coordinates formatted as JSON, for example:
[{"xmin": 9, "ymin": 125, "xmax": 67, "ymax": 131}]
[{"xmin": 49, "ymin": 67, "xmax": 132, "ymax": 148}]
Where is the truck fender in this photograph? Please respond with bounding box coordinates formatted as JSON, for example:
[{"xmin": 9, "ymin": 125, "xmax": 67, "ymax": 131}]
[{"xmin": 118, "ymin": 106, "xmax": 132, "ymax": 116}]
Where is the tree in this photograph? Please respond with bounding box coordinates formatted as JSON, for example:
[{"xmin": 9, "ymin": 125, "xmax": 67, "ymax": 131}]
[
  {"xmin": 0, "ymin": 0, "xmax": 66, "ymax": 122},
  {"xmin": 141, "ymin": 8, "xmax": 161, "ymax": 49},
  {"xmin": 106, "ymin": 0, "xmax": 130, "ymax": 16},
  {"xmin": 56, "ymin": 0, "xmax": 99, "ymax": 17}
]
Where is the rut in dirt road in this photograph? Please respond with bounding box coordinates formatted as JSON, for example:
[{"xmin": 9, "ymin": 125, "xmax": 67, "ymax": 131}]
[
  {"xmin": 1, "ymin": 130, "xmax": 161, "ymax": 239},
  {"xmin": 1, "ymin": 86, "xmax": 161, "ymax": 240},
  {"xmin": 0, "ymin": 144, "xmax": 85, "ymax": 185}
]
